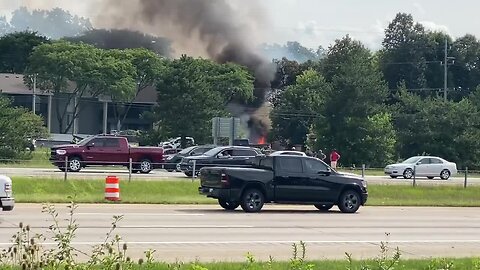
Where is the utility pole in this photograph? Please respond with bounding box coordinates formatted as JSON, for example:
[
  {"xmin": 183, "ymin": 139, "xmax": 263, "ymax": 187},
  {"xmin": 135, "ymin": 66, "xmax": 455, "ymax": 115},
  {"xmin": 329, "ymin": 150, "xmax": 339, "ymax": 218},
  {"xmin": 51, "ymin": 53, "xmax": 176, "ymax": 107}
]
[
  {"xmin": 32, "ymin": 74, "xmax": 37, "ymax": 114},
  {"xmin": 444, "ymin": 38, "xmax": 448, "ymax": 102}
]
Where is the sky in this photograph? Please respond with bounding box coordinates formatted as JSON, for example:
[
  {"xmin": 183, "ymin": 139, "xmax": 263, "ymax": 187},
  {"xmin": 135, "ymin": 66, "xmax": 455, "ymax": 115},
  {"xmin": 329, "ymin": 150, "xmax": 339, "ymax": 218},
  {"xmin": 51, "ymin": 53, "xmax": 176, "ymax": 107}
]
[{"xmin": 0, "ymin": 0, "xmax": 479, "ymax": 50}]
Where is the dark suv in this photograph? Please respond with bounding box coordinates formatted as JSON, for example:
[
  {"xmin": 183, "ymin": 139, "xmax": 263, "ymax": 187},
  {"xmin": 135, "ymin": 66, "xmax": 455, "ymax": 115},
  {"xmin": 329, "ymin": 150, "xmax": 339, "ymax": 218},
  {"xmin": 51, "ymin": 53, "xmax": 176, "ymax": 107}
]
[
  {"xmin": 164, "ymin": 145, "xmax": 216, "ymax": 172},
  {"xmin": 179, "ymin": 146, "xmax": 263, "ymax": 177}
]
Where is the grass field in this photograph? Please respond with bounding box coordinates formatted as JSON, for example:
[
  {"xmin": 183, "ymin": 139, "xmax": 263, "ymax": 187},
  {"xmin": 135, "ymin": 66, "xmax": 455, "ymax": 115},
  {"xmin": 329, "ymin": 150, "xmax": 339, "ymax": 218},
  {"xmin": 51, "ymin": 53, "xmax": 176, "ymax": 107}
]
[
  {"xmin": 11, "ymin": 177, "xmax": 480, "ymax": 206},
  {"xmin": 1, "ymin": 258, "xmax": 479, "ymax": 270}
]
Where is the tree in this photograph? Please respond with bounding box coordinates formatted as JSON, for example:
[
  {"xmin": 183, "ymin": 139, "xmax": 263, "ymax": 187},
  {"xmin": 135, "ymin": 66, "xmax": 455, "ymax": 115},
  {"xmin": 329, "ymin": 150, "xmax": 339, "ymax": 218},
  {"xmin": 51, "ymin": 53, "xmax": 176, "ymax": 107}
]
[
  {"xmin": 379, "ymin": 13, "xmax": 430, "ymax": 94},
  {"xmin": 65, "ymin": 29, "xmax": 172, "ymax": 57},
  {"xmin": 0, "ymin": 95, "xmax": 48, "ymax": 159},
  {"xmin": 270, "ymin": 69, "xmax": 331, "ymax": 145},
  {"xmin": 450, "ymin": 34, "xmax": 480, "ymax": 96},
  {"xmin": 26, "ymin": 41, "xmax": 137, "ymax": 133},
  {"xmin": 106, "ymin": 48, "xmax": 167, "ymax": 130},
  {"xmin": 310, "ymin": 36, "xmax": 395, "ymax": 166},
  {"xmin": 151, "ymin": 56, "xmax": 254, "ymax": 146},
  {"xmin": 393, "ymin": 89, "xmax": 480, "ymax": 168},
  {"xmin": 0, "ymin": 31, "xmax": 49, "ymax": 73},
  {"xmin": 10, "ymin": 7, "xmax": 92, "ymax": 39}
]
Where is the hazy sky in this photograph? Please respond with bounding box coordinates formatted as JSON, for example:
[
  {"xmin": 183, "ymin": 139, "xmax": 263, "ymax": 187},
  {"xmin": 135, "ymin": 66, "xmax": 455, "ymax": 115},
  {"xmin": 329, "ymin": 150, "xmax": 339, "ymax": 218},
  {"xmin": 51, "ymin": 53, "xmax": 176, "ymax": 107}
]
[{"xmin": 1, "ymin": 0, "xmax": 478, "ymax": 50}]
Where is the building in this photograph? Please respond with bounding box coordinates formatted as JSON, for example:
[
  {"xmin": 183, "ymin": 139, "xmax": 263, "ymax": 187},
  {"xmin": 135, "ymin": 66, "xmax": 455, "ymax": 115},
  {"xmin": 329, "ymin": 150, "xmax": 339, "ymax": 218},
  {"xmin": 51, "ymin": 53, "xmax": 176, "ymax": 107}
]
[{"xmin": 0, "ymin": 73, "xmax": 157, "ymax": 136}]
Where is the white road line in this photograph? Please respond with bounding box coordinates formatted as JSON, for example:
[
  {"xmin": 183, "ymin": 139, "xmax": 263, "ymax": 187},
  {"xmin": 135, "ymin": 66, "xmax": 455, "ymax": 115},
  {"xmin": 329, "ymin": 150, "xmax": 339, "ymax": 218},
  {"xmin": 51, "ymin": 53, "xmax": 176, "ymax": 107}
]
[
  {"xmin": 0, "ymin": 239, "xmax": 478, "ymax": 246},
  {"xmin": 76, "ymin": 213, "xmax": 204, "ymax": 216}
]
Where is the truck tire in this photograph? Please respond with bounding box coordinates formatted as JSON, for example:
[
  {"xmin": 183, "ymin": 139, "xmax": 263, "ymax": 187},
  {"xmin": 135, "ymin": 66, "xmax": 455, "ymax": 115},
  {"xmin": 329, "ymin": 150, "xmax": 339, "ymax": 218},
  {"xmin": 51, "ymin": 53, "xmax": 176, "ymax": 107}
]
[
  {"xmin": 139, "ymin": 159, "xmax": 152, "ymax": 174},
  {"xmin": 2, "ymin": 206, "xmax": 14, "ymax": 211},
  {"xmin": 184, "ymin": 171, "xmax": 193, "ymax": 177},
  {"xmin": 218, "ymin": 199, "xmax": 240, "ymax": 211},
  {"xmin": 240, "ymin": 188, "xmax": 265, "ymax": 213},
  {"xmin": 338, "ymin": 189, "xmax": 361, "ymax": 214},
  {"xmin": 314, "ymin": 204, "xmax": 333, "ymax": 211},
  {"xmin": 68, "ymin": 157, "xmax": 82, "ymax": 172}
]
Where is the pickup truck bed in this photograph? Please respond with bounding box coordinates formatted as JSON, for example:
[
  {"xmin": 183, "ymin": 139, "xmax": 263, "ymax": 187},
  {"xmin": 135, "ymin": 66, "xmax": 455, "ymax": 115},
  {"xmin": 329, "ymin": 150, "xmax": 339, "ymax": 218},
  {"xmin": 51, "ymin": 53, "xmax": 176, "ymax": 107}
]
[{"xmin": 199, "ymin": 156, "xmax": 368, "ymax": 213}]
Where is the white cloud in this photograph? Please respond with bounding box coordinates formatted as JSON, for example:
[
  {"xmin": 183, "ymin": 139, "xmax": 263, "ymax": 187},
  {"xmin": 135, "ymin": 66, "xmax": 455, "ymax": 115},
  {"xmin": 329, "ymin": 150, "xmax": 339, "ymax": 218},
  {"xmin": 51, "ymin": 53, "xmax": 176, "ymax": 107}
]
[
  {"xmin": 420, "ymin": 21, "xmax": 450, "ymax": 34},
  {"xmin": 413, "ymin": 2, "xmax": 426, "ymax": 15}
]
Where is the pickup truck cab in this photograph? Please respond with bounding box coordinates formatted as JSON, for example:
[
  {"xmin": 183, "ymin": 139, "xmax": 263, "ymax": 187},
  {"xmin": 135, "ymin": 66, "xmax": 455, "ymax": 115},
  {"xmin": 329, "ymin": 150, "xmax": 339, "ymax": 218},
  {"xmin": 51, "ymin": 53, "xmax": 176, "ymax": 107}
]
[
  {"xmin": 50, "ymin": 136, "xmax": 164, "ymax": 173},
  {"xmin": 199, "ymin": 155, "xmax": 368, "ymax": 213},
  {"xmin": 0, "ymin": 175, "xmax": 14, "ymax": 211}
]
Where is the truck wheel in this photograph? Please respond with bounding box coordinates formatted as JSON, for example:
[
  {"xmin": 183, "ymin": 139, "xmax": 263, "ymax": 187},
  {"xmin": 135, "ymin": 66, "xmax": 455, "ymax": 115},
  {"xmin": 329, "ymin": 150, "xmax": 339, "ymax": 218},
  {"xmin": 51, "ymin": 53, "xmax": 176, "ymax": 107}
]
[
  {"xmin": 68, "ymin": 157, "xmax": 82, "ymax": 172},
  {"xmin": 218, "ymin": 199, "xmax": 240, "ymax": 211},
  {"xmin": 139, "ymin": 159, "xmax": 152, "ymax": 174},
  {"xmin": 314, "ymin": 204, "xmax": 333, "ymax": 211},
  {"xmin": 240, "ymin": 188, "xmax": 265, "ymax": 213},
  {"xmin": 338, "ymin": 189, "xmax": 361, "ymax": 214},
  {"xmin": 184, "ymin": 171, "xmax": 193, "ymax": 177}
]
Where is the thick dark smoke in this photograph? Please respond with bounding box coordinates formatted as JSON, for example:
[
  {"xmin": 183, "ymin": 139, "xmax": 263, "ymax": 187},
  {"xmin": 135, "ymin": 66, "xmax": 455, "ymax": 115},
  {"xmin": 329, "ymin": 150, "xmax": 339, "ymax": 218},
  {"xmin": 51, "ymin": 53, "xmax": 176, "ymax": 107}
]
[{"xmin": 95, "ymin": 0, "xmax": 273, "ymax": 142}]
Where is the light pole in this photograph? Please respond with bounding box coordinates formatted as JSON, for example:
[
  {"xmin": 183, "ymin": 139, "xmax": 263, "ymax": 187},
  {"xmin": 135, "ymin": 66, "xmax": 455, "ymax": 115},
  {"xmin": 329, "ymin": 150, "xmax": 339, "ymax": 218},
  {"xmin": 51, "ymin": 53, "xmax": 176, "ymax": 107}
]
[
  {"xmin": 443, "ymin": 38, "xmax": 455, "ymax": 102},
  {"xmin": 32, "ymin": 74, "xmax": 37, "ymax": 114}
]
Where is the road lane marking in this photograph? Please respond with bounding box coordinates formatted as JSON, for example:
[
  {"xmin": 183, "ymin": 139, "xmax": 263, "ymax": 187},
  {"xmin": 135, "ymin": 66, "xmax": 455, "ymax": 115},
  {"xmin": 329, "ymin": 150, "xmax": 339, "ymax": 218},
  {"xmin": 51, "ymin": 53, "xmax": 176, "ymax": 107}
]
[
  {"xmin": 76, "ymin": 213, "xmax": 204, "ymax": 216},
  {"xmin": 0, "ymin": 239, "xmax": 479, "ymax": 246}
]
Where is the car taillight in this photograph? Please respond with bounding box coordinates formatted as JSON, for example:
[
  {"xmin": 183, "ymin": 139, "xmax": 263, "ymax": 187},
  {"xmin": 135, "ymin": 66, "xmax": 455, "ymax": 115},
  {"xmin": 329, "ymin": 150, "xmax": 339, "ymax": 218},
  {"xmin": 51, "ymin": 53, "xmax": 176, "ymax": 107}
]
[{"xmin": 220, "ymin": 173, "xmax": 230, "ymax": 187}]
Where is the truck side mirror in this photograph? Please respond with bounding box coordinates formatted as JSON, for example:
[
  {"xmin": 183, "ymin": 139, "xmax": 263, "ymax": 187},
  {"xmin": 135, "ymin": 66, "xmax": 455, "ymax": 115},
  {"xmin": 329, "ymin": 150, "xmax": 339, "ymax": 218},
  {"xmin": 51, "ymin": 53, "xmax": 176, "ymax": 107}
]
[{"xmin": 87, "ymin": 142, "xmax": 95, "ymax": 149}]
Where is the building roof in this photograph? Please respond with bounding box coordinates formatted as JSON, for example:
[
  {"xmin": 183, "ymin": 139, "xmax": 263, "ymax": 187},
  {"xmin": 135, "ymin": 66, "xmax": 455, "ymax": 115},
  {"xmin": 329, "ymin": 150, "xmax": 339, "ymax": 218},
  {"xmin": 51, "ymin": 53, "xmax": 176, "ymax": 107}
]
[{"xmin": 0, "ymin": 73, "xmax": 158, "ymax": 104}]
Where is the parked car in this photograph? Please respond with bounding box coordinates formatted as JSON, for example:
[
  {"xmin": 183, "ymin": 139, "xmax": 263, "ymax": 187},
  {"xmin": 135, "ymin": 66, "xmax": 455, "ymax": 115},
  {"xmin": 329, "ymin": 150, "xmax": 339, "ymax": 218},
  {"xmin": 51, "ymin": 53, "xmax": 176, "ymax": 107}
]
[
  {"xmin": 384, "ymin": 156, "xmax": 457, "ymax": 180},
  {"xmin": 164, "ymin": 145, "xmax": 216, "ymax": 172},
  {"xmin": 0, "ymin": 175, "xmax": 14, "ymax": 211},
  {"xmin": 160, "ymin": 137, "xmax": 195, "ymax": 149},
  {"xmin": 269, "ymin": 151, "xmax": 307, "ymax": 156},
  {"xmin": 50, "ymin": 136, "xmax": 164, "ymax": 174},
  {"xmin": 178, "ymin": 146, "xmax": 263, "ymax": 177},
  {"xmin": 198, "ymin": 155, "xmax": 368, "ymax": 213}
]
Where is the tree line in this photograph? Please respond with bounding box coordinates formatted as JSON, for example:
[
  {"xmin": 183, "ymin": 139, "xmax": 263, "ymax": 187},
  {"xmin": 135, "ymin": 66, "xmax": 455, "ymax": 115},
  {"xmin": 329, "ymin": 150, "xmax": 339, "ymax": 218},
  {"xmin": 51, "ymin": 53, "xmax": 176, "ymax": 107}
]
[
  {"xmin": 2, "ymin": 12, "xmax": 480, "ymax": 169},
  {"xmin": 270, "ymin": 13, "xmax": 480, "ymax": 169}
]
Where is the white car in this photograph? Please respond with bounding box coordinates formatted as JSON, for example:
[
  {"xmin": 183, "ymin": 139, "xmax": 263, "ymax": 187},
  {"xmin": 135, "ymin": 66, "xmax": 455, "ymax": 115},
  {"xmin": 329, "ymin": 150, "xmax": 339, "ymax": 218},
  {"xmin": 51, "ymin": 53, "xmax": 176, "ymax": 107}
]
[
  {"xmin": 0, "ymin": 175, "xmax": 14, "ymax": 211},
  {"xmin": 269, "ymin": 151, "xmax": 307, "ymax": 157},
  {"xmin": 384, "ymin": 156, "xmax": 457, "ymax": 180}
]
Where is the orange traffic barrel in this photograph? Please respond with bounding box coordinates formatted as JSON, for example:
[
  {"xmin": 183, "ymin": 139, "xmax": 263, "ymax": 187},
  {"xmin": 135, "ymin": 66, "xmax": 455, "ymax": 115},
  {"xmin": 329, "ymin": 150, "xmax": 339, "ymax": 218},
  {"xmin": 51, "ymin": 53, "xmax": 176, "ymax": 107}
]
[{"xmin": 105, "ymin": 176, "xmax": 120, "ymax": 201}]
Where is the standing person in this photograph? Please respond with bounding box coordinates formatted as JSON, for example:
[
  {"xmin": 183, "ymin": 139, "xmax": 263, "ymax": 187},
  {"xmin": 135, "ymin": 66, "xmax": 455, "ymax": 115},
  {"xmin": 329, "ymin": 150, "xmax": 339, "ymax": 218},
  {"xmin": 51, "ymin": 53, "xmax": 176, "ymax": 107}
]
[
  {"xmin": 316, "ymin": 149, "xmax": 326, "ymax": 161},
  {"xmin": 330, "ymin": 149, "xmax": 340, "ymax": 169}
]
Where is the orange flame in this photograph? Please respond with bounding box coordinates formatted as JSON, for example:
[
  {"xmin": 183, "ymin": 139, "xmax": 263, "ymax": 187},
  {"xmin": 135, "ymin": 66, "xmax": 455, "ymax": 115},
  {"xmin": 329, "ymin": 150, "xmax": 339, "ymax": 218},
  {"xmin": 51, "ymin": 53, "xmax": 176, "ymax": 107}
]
[{"xmin": 258, "ymin": 136, "xmax": 266, "ymax": 144}]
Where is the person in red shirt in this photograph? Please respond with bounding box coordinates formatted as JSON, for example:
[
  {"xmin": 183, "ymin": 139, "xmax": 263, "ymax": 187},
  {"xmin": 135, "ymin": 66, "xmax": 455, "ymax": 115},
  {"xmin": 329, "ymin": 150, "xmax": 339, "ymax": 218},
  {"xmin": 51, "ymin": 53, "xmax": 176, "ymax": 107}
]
[{"xmin": 330, "ymin": 149, "xmax": 341, "ymax": 169}]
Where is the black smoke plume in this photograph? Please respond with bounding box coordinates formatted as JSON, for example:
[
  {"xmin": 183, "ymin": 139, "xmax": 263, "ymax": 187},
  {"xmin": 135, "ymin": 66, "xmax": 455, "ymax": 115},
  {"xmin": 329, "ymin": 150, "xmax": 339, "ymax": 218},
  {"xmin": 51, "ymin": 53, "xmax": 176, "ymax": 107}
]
[{"xmin": 95, "ymin": 0, "xmax": 273, "ymax": 142}]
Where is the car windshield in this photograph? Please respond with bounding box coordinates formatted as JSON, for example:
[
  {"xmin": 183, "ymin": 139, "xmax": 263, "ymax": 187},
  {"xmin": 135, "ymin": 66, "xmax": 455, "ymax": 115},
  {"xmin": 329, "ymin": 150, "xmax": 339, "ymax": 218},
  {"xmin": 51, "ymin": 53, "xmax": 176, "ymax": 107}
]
[
  {"xmin": 402, "ymin": 157, "xmax": 421, "ymax": 164},
  {"xmin": 179, "ymin": 146, "xmax": 196, "ymax": 154},
  {"xmin": 77, "ymin": 137, "xmax": 93, "ymax": 146},
  {"xmin": 202, "ymin": 147, "xmax": 223, "ymax": 157}
]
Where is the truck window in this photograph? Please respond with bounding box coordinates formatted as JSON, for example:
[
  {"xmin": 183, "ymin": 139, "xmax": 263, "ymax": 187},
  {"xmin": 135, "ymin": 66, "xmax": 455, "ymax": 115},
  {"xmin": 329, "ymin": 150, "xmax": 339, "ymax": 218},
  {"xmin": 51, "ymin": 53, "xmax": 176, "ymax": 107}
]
[
  {"xmin": 277, "ymin": 157, "xmax": 303, "ymax": 173},
  {"xmin": 104, "ymin": 138, "xmax": 121, "ymax": 147},
  {"xmin": 304, "ymin": 158, "xmax": 328, "ymax": 173},
  {"xmin": 89, "ymin": 138, "xmax": 105, "ymax": 147},
  {"xmin": 233, "ymin": 149, "xmax": 257, "ymax": 157}
]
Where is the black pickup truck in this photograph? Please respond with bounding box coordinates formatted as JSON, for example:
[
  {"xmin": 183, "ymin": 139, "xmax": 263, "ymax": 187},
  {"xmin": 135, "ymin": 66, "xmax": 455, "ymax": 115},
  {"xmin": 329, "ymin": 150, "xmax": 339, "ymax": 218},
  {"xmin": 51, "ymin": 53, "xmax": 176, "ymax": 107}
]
[{"xmin": 199, "ymin": 155, "xmax": 368, "ymax": 213}]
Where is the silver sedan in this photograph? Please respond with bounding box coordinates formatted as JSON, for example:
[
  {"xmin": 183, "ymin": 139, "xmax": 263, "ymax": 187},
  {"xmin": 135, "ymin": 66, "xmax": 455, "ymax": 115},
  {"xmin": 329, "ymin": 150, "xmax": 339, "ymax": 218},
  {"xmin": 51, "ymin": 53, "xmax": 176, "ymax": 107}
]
[{"xmin": 384, "ymin": 156, "xmax": 458, "ymax": 180}]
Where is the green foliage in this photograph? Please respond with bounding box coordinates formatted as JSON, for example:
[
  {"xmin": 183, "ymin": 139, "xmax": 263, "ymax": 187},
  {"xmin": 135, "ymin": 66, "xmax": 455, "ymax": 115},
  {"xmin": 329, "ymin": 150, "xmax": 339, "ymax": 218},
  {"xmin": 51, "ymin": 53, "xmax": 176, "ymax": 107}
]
[
  {"xmin": 0, "ymin": 31, "xmax": 49, "ymax": 73},
  {"xmin": 151, "ymin": 55, "xmax": 254, "ymax": 145},
  {"xmin": 270, "ymin": 69, "xmax": 330, "ymax": 144},
  {"xmin": 310, "ymin": 36, "xmax": 394, "ymax": 166},
  {"xmin": 26, "ymin": 41, "xmax": 137, "ymax": 133},
  {"xmin": 0, "ymin": 95, "xmax": 48, "ymax": 160},
  {"xmin": 392, "ymin": 89, "xmax": 480, "ymax": 168}
]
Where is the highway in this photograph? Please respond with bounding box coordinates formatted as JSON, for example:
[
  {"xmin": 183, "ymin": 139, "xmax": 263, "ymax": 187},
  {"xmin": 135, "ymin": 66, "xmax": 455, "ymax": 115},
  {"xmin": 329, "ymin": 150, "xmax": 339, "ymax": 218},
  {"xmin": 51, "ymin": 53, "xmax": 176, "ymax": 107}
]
[
  {"xmin": 1, "ymin": 167, "xmax": 479, "ymax": 186},
  {"xmin": 1, "ymin": 204, "xmax": 480, "ymax": 262}
]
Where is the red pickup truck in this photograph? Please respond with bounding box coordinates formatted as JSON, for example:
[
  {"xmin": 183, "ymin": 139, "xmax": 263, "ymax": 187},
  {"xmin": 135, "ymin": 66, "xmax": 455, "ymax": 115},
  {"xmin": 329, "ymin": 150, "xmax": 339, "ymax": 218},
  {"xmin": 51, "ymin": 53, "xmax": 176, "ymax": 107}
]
[{"xmin": 50, "ymin": 136, "xmax": 164, "ymax": 174}]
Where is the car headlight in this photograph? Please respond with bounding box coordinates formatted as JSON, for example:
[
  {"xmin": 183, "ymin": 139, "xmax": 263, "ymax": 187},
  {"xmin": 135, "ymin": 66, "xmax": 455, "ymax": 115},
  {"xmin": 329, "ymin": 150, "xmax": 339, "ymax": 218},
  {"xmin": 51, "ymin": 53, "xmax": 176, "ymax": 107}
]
[
  {"xmin": 361, "ymin": 181, "xmax": 367, "ymax": 188},
  {"xmin": 166, "ymin": 156, "xmax": 173, "ymax": 160},
  {"xmin": 56, "ymin": 149, "xmax": 66, "ymax": 155}
]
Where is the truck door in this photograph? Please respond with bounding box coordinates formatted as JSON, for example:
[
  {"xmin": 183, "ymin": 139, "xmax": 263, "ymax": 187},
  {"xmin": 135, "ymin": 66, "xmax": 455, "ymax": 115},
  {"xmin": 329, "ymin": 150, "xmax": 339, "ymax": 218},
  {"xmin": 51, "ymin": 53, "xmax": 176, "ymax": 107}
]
[
  {"xmin": 103, "ymin": 138, "xmax": 129, "ymax": 164},
  {"xmin": 302, "ymin": 158, "xmax": 337, "ymax": 202},
  {"xmin": 273, "ymin": 157, "xmax": 308, "ymax": 202}
]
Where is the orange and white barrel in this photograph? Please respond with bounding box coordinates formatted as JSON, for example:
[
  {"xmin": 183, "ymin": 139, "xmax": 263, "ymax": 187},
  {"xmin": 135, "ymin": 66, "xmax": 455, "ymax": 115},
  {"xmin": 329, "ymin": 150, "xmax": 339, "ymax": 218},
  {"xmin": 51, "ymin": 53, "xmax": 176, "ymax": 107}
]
[{"xmin": 105, "ymin": 176, "xmax": 120, "ymax": 201}]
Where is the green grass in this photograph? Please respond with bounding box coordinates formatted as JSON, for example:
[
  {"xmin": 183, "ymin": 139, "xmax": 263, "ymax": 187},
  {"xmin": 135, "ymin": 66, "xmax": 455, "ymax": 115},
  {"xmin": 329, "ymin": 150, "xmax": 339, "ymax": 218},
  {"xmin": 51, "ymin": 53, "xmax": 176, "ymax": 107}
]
[
  {"xmin": 0, "ymin": 147, "xmax": 53, "ymax": 168},
  {"xmin": 2, "ymin": 258, "xmax": 479, "ymax": 270},
  {"xmin": 10, "ymin": 177, "xmax": 480, "ymax": 206}
]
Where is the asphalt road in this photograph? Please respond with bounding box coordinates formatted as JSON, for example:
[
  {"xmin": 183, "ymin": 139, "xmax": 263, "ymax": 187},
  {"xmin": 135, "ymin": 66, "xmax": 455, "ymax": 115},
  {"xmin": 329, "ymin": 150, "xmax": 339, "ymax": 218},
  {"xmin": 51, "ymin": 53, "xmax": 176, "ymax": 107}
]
[
  {"xmin": 1, "ymin": 167, "xmax": 479, "ymax": 186},
  {"xmin": 1, "ymin": 204, "xmax": 480, "ymax": 262}
]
